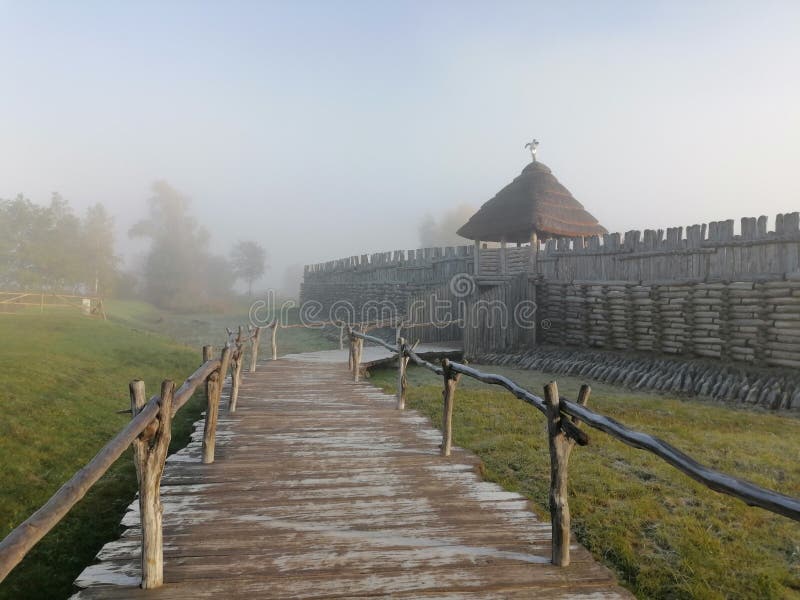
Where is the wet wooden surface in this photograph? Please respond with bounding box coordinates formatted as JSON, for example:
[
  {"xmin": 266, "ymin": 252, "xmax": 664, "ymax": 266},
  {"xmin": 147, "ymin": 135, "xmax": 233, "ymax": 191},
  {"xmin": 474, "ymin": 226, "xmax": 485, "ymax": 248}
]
[
  {"xmin": 283, "ymin": 343, "xmax": 462, "ymax": 368},
  {"xmin": 72, "ymin": 358, "xmax": 632, "ymax": 599}
]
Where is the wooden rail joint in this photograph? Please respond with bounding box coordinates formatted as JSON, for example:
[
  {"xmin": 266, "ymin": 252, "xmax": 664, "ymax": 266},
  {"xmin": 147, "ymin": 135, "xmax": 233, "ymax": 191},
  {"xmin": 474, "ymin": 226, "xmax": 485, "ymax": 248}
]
[{"xmin": 544, "ymin": 382, "xmax": 591, "ymax": 567}]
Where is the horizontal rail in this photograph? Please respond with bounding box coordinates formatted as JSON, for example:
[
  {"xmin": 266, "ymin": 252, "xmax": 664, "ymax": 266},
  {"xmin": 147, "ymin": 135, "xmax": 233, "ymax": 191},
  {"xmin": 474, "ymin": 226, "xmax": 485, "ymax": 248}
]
[
  {"xmin": 405, "ymin": 357, "xmax": 799, "ymax": 522},
  {"xmin": 0, "ymin": 356, "xmax": 222, "ymax": 582},
  {"xmin": 0, "ymin": 399, "xmax": 161, "ymax": 581},
  {"xmin": 559, "ymin": 400, "xmax": 800, "ymax": 521},
  {"xmin": 349, "ymin": 330, "xmax": 399, "ymax": 354}
]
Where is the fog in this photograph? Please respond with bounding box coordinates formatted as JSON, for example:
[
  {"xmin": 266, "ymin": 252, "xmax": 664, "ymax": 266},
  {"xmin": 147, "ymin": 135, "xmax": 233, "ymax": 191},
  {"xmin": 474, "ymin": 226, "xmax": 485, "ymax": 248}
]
[{"xmin": 2, "ymin": 1, "xmax": 799, "ymax": 294}]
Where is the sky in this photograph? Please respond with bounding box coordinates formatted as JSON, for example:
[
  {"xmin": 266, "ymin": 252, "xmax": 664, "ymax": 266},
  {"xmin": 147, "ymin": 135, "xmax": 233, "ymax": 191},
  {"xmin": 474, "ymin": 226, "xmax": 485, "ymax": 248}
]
[{"xmin": 1, "ymin": 0, "xmax": 799, "ymax": 291}]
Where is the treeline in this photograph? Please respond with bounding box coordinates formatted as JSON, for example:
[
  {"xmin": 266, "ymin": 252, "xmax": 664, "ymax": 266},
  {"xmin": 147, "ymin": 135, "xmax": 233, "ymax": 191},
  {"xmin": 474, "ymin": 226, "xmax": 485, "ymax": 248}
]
[
  {"xmin": 0, "ymin": 194, "xmax": 116, "ymax": 294},
  {"xmin": 0, "ymin": 182, "xmax": 268, "ymax": 310}
]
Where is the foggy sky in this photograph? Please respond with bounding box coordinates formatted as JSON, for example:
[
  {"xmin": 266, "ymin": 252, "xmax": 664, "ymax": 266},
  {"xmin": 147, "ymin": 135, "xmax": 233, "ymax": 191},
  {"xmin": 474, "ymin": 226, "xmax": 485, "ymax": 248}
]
[{"xmin": 2, "ymin": 1, "xmax": 799, "ymax": 291}]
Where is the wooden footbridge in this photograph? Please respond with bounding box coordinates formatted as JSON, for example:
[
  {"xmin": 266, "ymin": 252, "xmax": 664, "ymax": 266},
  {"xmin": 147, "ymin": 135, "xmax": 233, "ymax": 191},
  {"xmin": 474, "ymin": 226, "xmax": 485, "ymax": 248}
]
[
  {"xmin": 73, "ymin": 354, "xmax": 631, "ymax": 599},
  {"xmin": 2, "ymin": 322, "xmax": 799, "ymax": 599}
]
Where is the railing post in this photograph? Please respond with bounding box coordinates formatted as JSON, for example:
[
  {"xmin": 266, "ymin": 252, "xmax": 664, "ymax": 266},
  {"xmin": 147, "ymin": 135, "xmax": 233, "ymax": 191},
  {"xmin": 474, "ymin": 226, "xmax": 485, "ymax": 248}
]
[
  {"xmin": 130, "ymin": 379, "xmax": 173, "ymax": 589},
  {"xmin": 229, "ymin": 327, "xmax": 244, "ymax": 412},
  {"xmin": 440, "ymin": 359, "xmax": 460, "ymax": 457},
  {"xmin": 397, "ymin": 337, "xmax": 408, "ymax": 410},
  {"xmin": 353, "ymin": 335, "xmax": 363, "ymax": 382},
  {"xmin": 249, "ymin": 326, "xmax": 262, "ymax": 372},
  {"xmin": 203, "ymin": 346, "xmax": 230, "ymax": 464},
  {"xmin": 544, "ymin": 381, "xmax": 591, "ymax": 567},
  {"xmin": 271, "ymin": 320, "xmax": 278, "ymax": 360}
]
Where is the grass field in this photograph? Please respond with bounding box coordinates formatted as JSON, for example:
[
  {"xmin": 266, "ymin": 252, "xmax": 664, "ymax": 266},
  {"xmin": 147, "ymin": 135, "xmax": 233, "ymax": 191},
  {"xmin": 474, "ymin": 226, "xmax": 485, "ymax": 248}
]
[
  {"xmin": 0, "ymin": 312, "xmax": 208, "ymax": 599},
  {"xmin": 0, "ymin": 299, "xmax": 335, "ymax": 599},
  {"xmin": 369, "ymin": 364, "xmax": 800, "ymax": 599}
]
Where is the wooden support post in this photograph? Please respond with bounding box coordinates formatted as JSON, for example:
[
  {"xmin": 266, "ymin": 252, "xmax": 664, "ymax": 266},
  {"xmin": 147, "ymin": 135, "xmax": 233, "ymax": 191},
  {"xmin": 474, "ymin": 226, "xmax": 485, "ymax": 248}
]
[
  {"xmin": 339, "ymin": 324, "xmax": 344, "ymax": 350},
  {"xmin": 543, "ymin": 381, "xmax": 590, "ymax": 567},
  {"xmin": 396, "ymin": 337, "xmax": 408, "ymax": 410},
  {"xmin": 130, "ymin": 379, "xmax": 173, "ymax": 589},
  {"xmin": 353, "ymin": 337, "xmax": 363, "ymax": 382},
  {"xmin": 441, "ymin": 359, "xmax": 461, "ymax": 457},
  {"xmin": 474, "ymin": 239, "xmax": 481, "ymax": 275},
  {"xmin": 203, "ymin": 346, "xmax": 230, "ymax": 464},
  {"xmin": 530, "ymin": 231, "xmax": 539, "ymax": 274},
  {"xmin": 229, "ymin": 328, "xmax": 244, "ymax": 413},
  {"xmin": 347, "ymin": 327, "xmax": 354, "ymax": 371},
  {"xmin": 249, "ymin": 326, "xmax": 262, "ymax": 372},
  {"xmin": 271, "ymin": 321, "xmax": 278, "ymax": 361},
  {"xmin": 500, "ymin": 239, "xmax": 508, "ymax": 274}
]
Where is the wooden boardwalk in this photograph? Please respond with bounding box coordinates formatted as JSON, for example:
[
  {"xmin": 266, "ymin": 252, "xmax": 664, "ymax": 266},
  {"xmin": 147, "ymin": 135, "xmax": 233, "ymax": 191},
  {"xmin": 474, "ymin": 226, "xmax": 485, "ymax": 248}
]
[{"xmin": 72, "ymin": 358, "xmax": 632, "ymax": 599}]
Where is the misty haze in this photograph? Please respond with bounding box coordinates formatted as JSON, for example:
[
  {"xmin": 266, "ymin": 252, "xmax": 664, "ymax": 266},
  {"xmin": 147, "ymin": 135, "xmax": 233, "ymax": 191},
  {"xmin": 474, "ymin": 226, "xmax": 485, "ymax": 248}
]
[{"xmin": 1, "ymin": 3, "xmax": 799, "ymax": 600}]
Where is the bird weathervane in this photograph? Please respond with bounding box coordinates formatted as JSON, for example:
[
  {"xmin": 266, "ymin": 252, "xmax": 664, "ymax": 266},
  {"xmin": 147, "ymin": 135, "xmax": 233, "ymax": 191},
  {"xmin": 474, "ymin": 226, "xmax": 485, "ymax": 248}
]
[{"xmin": 525, "ymin": 138, "xmax": 539, "ymax": 162}]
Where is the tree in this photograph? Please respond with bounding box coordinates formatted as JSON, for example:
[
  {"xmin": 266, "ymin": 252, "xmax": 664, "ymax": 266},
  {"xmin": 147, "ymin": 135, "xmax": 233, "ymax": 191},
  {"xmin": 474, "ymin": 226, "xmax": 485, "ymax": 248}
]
[
  {"xmin": 0, "ymin": 193, "xmax": 117, "ymax": 293},
  {"xmin": 230, "ymin": 240, "xmax": 267, "ymax": 296},
  {"xmin": 418, "ymin": 203, "xmax": 475, "ymax": 247},
  {"xmin": 81, "ymin": 203, "xmax": 117, "ymax": 295},
  {"xmin": 130, "ymin": 181, "xmax": 227, "ymax": 309}
]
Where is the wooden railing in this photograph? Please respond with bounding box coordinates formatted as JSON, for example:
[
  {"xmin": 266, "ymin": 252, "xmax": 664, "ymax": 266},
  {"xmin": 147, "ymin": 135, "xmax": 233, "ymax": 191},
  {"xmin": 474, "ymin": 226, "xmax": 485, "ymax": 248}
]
[
  {"xmin": 0, "ymin": 291, "xmax": 106, "ymax": 319},
  {"xmin": 347, "ymin": 328, "xmax": 800, "ymax": 567},
  {"xmin": 0, "ymin": 322, "xmax": 266, "ymax": 588}
]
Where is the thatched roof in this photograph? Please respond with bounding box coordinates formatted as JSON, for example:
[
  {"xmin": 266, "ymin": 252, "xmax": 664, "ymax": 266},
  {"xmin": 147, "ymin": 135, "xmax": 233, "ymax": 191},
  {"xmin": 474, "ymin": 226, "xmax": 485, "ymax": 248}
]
[{"xmin": 457, "ymin": 161, "xmax": 607, "ymax": 243}]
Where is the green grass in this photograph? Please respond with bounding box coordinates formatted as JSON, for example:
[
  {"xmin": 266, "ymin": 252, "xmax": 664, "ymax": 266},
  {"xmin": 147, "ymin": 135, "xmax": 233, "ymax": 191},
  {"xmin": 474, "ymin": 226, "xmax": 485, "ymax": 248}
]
[
  {"xmin": 106, "ymin": 299, "xmax": 337, "ymax": 355},
  {"xmin": 0, "ymin": 312, "xmax": 213, "ymax": 599},
  {"xmin": 370, "ymin": 364, "xmax": 800, "ymax": 600}
]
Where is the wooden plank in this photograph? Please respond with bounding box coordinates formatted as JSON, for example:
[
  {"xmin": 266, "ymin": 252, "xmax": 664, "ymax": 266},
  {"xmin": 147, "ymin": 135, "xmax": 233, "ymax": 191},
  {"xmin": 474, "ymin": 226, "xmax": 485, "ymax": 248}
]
[{"xmin": 73, "ymin": 359, "xmax": 631, "ymax": 599}]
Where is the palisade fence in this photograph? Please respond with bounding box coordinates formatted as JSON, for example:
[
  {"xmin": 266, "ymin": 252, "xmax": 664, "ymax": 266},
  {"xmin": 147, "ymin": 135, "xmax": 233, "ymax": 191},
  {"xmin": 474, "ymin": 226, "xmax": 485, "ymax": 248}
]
[
  {"xmin": 302, "ymin": 212, "xmax": 800, "ymax": 407},
  {"xmin": 346, "ymin": 328, "xmax": 800, "ymax": 567}
]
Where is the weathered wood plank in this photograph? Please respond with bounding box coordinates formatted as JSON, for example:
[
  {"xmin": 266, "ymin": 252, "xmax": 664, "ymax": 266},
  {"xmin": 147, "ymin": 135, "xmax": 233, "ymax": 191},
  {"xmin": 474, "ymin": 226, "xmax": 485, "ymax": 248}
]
[{"xmin": 73, "ymin": 359, "xmax": 630, "ymax": 599}]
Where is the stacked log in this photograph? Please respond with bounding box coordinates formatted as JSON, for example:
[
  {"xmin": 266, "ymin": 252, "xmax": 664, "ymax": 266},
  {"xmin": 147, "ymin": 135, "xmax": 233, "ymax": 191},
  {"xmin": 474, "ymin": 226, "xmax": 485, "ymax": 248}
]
[{"xmin": 474, "ymin": 348, "xmax": 800, "ymax": 411}]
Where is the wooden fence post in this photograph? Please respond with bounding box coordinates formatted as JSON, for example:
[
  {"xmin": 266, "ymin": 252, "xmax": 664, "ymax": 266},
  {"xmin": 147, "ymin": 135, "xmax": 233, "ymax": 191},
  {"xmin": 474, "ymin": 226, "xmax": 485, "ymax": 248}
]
[
  {"xmin": 441, "ymin": 359, "xmax": 461, "ymax": 457},
  {"xmin": 270, "ymin": 321, "xmax": 278, "ymax": 361},
  {"xmin": 339, "ymin": 323, "xmax": 344, "ymax": 350},
  {"xmin": 229, "ymin": 328, "xmax": 244, "ymax": 413},
  {"xmin": 249, "ymin": 326, "xmax": 262, "ymax": 372},
  {"xmin": 203, "ymin": 346, "xmax": 230, "ymax": 464},
  {"xmin": 353, "ymin": 336, "xmax": 363, "ymax": 382},
  {"xmin": 130, "ymin": 379, "xmax": 173, "ymax": 589},
  {"xmin": 396, "ymin": 338, "xmax": 409, "ymax": 410},
  {"xmin": 543, "ymin": 381, "xmax": 591, "ymax": 567}
]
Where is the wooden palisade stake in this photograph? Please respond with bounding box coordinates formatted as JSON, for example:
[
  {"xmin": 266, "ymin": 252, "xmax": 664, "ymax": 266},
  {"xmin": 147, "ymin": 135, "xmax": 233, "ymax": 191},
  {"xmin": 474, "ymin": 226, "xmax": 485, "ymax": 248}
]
[
  {"xmin": 249, "ymin": 326, "xmax": 262, "ymax": 372},
  {"xmin": 130, "ymin": 379, "xmax": 174, "ymax": 589},
  {"xmin": 543, "ymin": 381, "xmax": 590, "ymax": 567},
  {"xmin": 441, "ymin": 359, "xmax": 460, "ymax": 457},
  {"xmin": 396, "ymin": 337, "xmax": 408, "ymax": 410},
  {"xmin": 229, "ymin": 327, "xmax": 244, "ymax": 412}
]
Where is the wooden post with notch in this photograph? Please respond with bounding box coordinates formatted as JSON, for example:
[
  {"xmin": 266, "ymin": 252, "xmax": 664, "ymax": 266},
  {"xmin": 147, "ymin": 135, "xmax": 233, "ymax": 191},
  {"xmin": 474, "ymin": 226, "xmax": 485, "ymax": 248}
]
[
  {"xmin": 249, "ymin": 326, "xmax": 262, "ymax": 372},
  {"xmin": 229, "ymin": 327, "xmax": 244, "ymax": 412},
  {"xmin": 441, "ymin": 359, "xmax": 461, "ymax": 456},
  {"xmin": 130, "ymin": 379, "xmax": 173, "ymax": 589},
  {"xmin": 543, "ymin": 381, "xmax": 590, "ymax": 567},
  {"xmin": 270, "ymin": 320, "xmax": 278, "ymax": 360},
  {"xmin": 396, "ymin": 337, "xmax": 409, "ymax": 410},
  {"xmin": 203, "ymin": 345, "xmax": 230, "ymax": 464}
]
